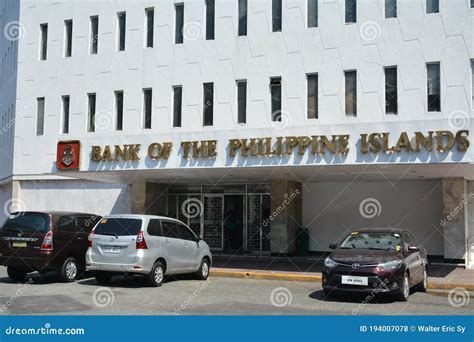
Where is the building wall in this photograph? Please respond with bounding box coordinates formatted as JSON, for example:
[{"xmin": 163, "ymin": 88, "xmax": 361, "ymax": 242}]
[
  {"xmin": 17, "ymin": 180, "xmax": 132, "ymax": 216},
  {"xmin": 11, "ymin": 0, "xmax": 474, "ymax": 176},
  {"xmin": 303, "ymin": 180, "xmax": 444, "ymax": 255},
  {"xmin": 0, "ymin": 0, "xmax": 19, "ymax": 181},
  {"xmin": 0, "ymin": 182, "xmax": 13, "ymax": 226}
]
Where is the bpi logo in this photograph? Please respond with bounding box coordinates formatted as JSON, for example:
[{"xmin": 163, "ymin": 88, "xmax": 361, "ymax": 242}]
[{"xmin": 57, "ymin": 141, "xmax": 81, "ymax": 171}]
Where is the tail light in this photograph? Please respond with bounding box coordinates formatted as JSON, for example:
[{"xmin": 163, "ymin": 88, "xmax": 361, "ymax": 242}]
[
  {"xmin": 41, "ymin": 231, "xmax": 53, "ymax": 251},
  {"xmin": 136, "ymin": 231, "xmax": 148, "ymax": 249},
  {"xmin": 88, "ymin": 230, "xmax": 94, "ymax": 248}
]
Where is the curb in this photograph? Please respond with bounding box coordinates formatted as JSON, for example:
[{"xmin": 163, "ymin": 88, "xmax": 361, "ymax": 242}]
[{"xmin": 210, "ymin": 268, "xmax": 474, "ymax": 291}]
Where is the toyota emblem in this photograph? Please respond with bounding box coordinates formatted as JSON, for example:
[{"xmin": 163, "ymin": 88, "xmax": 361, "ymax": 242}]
[{"xmin": 351, "ymin": 263, "xmax": 360, "ymax": 270}]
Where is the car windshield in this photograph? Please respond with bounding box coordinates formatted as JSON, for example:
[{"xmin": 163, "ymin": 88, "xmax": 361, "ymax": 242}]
[
  {"xmin": 94, "ymin": 218, "xmax": 142, "ymax": 237},
  {"xmin": 1, "ymin": 213, "xmax": 50, "ymax": 233},
  {"xmin": 340, "ymin": 232, "xmax": 402, "ymax": 251}
]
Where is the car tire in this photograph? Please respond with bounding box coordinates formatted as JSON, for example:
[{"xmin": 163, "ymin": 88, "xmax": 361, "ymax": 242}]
[
  {"xmin": 7, "ymin": 266, "xmax": 27, "ymax": 282},
  {"xmin": 59, "ymin": 257, "xmax": 79, "ymax": 282},
  {"xmin": 148, "ymin": 261, "xmax": 165, "ymax": 287},
  {"xmin": 195, "ymin": 258, "xmax": 210, "ymax": 281},
  {"xmin": 397, "ymin": 273, "xmax": 410, "ymax": 302},
  {"xmin": 417, "ymin": 268, "xmax": 428, "ymax": 293},
  {"xmin": 95, "ymin": 272, "xmax": 113, "ymax": 284}
]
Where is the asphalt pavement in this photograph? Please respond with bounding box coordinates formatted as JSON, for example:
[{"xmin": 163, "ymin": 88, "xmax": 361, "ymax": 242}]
[{"xmin": 0, "ymin": 268, "xmax": 472, "ymax": 316}]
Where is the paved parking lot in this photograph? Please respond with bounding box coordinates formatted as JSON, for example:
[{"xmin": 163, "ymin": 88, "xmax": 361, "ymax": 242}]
[{"xmin": 0, "ymin": 268, "xmax": 471, "ymax": 316}]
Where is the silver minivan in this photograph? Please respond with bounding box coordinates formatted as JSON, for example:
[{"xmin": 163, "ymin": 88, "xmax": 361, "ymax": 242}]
[{"xmin": 85, "ymin": 215, "xmax": 212, "ymax": 287}]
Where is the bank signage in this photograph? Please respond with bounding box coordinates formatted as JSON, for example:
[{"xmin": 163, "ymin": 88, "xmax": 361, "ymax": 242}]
[
  {"xmin": 86, "ymin": 130, "xmax": 469, "ymax": 162},
  {"xmin": 56, "ymin": 140, "xmax": 81, "ymax": 170}
]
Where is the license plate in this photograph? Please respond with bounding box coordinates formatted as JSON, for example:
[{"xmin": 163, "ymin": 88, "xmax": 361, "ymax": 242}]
[
  {"xmin": 12, "ymin": 242, "xmax": 27, "ymax": 248},
  {"xmin": 104, "ymin": 247, "xmax": 121, "ymax": 254},
  {"xmin": 341, "ymin": 275, "xmax": 368, "ymax": 286}
]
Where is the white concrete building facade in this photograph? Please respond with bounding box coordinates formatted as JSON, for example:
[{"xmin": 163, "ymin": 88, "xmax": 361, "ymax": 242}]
[{"xmin": 1, "ymin": 0, "xmax": 474, "ymax": 266}]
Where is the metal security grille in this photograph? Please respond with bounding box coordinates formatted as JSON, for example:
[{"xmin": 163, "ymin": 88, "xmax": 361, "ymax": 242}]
[
  {"xmin": 246, "ymin": 194, "xmax": 271, "ymax": 253},
  {"xmin": 203, "ymin": 195, "xmax": 223, "ymax": 250}
]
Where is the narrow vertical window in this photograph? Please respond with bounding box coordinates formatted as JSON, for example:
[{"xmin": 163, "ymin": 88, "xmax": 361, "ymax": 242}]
[
  {"xmin": 203, "ymin": 83, "xmax": 214, "ymax": 126},
  {"xmin": 238, "ymin": 0, "xmax": 248, "ymax": 36},
  {"xmin": 175, "ymin": 4, "xmax": 184, "ymax": 44},
  {"xmin": 64, "ymin": 20, "xmax": 73, "ymax": 57},
  {"xmin": 237, "ymin": 80, "xmax": 247, "ymax": 124},
  {"xmin": 143, "ymin": 89, "xmax": 152, "ymax": 129},
  {"xmin": 118, "ymin": 12, "xmax": 126, "ymax": 51},
  {"xmin": 145, "ymin": 8, "xmax": 154, "ymax": 48},
  {"xmin": 205, "ymin": 0, "xmax": 215, "ymax": 40},
  {"xmin": 308, "ymin": 0, "xmax": 318, "ymax": 28},
  {"xmin": 272, "ymin": 0, "xmax": 282, "ymax": 32},
  {"xmin": 62, "ymin": 95, "xmax": 70, "ymax": 134},
  {"xmin": 385, "ymin": 0, "xmax": 397, "ymax": 18},
  {"xmin": 90, "ymin": 16, "xmax": 99, "ymax": 54},
  {"xmin": 345, "ymin": 71, "xmax": 357, "ymax": 116},
  {"xmin": 36, "ymin": 97, "xmax": 45, "ymax": 136},
  {"xmin": 270, "ymin": 77, "xmax": 282, "ymax": 121},
  {"xmin": 173, "ymin": 86, "xmax": 183, "ymax": 128},
  {"xmin": 471, "ymin": 0, "xmax": 474, "ymax": 8},
  {"xmin": 345, "ymin": 0, "xmax": 357, "ymax": 23},
  {"xmin": 426, "ymin": 0, "xmax": 439, "ymax": 13},
  {"xmin": 87, "ymin": 93, "xmax": 96, "ymax": 132},
  {"xmin": 115, "ymin": 91, "xmax": 124, "ymax": 131},
  {"xmin": 307, "ymin": 74, "xmax": 318, "ymax": 119},
  {"xmin": 385, "ymin": 67, "xmax": 398, "ymax": 114},
  {"xmin": 427, "ymin": 63, "xmax": 441, "ymax": 112},
  {"xmin": 39, "ymin": 24, "xmax": 48, "ymax": 60}
]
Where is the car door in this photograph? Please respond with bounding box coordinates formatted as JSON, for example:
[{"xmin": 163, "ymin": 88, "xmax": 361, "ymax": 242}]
[
  {"xmin": 161, "ymin": 221, "xmax": 188, "ymax": 273},
  {"xmin": 176, "ymin": 223, "xmax": 200, "ymax": 270},
  {"xmin": 407, "ymin": 232, "xmax": 425, "ymax": 283},
  {"xmin": 402, "ymin": 232, "xmax": 422, "ymax": 285},
  {"xmin": 54, "ymin": 215, "xmax": 80, "ymax": 267}
]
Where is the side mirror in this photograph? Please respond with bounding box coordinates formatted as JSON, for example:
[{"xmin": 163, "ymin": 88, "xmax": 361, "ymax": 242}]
[
  {"xmin": 407, "ymin": 246, "xmax": 419, "ymax": 253},
  {"xmin": 329, "ymin": 243, "xmax": 337, "ymax": 250}
]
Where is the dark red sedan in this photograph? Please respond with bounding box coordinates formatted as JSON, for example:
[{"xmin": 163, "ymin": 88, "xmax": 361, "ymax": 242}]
[{"xmin": 322, "ymin": 228, "xmax": 428, "ymax": 301}]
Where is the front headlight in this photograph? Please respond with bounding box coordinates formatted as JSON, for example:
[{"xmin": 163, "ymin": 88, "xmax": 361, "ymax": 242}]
[
  {"xmin": 378, "ymin": 260, "xmax": 403, "ymax": 270},
  {"xmin": 324, "ymin": 257, "xmax": 338, "ymax": 268}
]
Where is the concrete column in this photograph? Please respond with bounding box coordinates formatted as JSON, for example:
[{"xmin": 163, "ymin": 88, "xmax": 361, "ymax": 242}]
[
  {"xmin": 466, "ymin": 181, "xmax": 474, "ymax": 269},
  {"xmin": 441, "ymin": 178, "xmax": 468, "ymax": 262},
  {"xmin": 270, "ymin": 180, "xmax": 302, "ymax": 255},
  {"xmin": 131, "ymin": 182, "xmax": 168, "ymax": 216}
]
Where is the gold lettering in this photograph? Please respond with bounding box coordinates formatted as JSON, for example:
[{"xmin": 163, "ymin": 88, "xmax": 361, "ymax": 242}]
[
  {"xmin": 455, "ymin": 130, "xmax": 470, "ymax": 152},
  {"xmin": 394, "ymin": 132, "xmax": 413, "ymax": 152},
  {"xmin": 102, "ymin": 146, "xmax": 113, "ymax": 161},
  {"xmin": 436, "ymin": 131, "xmax": 455, "ymax": 152},
  {"xmin": 414, "ymin": 132, "xmax": 433, "ymax": 152},
  {"xmin": 338, "ymin": 135, "xmax": 350, "ymax": 154},
  {"xmin": 181, "ymin": 142, "xmax": 192, "ymax": 158},
  {"xmin": 91, "ymin": 146, "xmax": 102, "ymax": 161},
  {"xmin": 229, "ymin": 139, "xmax": 242, "ymax": 158}
]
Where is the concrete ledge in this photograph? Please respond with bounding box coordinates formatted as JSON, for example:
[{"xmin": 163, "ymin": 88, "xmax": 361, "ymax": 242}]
[{"xmin": 210, "ymin": 267, "xmax": 474, "ymax": 291}]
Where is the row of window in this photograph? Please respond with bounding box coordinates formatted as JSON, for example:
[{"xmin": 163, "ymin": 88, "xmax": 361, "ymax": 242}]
[
  {"xmin": 34, "ymin": 62, "xmax": 453, "ymax": 136},
  {"xmin": 35, "ymin": 0, "xmax": 464, "ymax": 60}
]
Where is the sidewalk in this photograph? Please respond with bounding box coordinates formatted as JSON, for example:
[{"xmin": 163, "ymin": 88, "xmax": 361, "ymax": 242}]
[{"xmin": 210, "ymin": 256, "xmax": 474, "ymax": 291}]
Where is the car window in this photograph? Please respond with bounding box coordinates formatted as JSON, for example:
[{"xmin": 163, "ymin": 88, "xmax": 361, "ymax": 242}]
[
  {"xmin": 57, "ymin": 216, "xmax": 77, "ymax": 232},
  {"xmin": 177, "ymin": 224, "xmax": 196, "ymax": 241},
  {"xmin": 94, "ymin": 218, "xmax": 142, "ymax": 236},
  {"xmin": 1, "ymin": 213, "xmax": 50, "ymax": 233},
  {"xmin": 340, "ymin": 232, "xmax": 402, "ymax": 251},
  {"xmin": 162, "ymin": 221, "xmax": 179, "ymax": 239},
  {"xmin": 147, "ymin": 219, "xmax": 162, "ymax": 237},
  {"xmin": 407, "ymin": 233, "xmax": 417, "ymax": 246}
]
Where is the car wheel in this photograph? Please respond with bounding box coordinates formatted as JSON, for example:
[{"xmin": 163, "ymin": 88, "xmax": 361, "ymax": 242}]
[
  {"xmin": 148, "ymin": 261, "xmax": 165, "ymax": 287},
  {"xmin": 417, "ymin": 268, "xmax": 428, "ymax": 293},
  {"xmin": 95, "ymin": 272, "xmax": 113, "ymax": 284},
  {"xmin": 397, "ymin": 273, "xmax": 410, "ymax": 301},
  {"xmin": 195, "ymin": 258, "xmax": 210, "ymax": 281},
  {"xmin": 59, "ymin": 257, "xmax": 78, "ymax": 282},
  {"xmin": 7, "ymin": 266, "xmax": 27, "ymax": 282}
]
